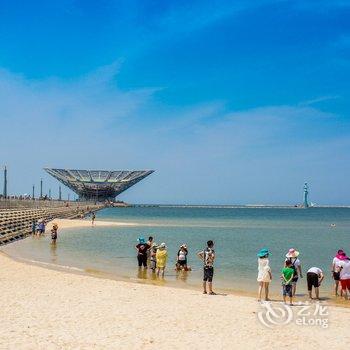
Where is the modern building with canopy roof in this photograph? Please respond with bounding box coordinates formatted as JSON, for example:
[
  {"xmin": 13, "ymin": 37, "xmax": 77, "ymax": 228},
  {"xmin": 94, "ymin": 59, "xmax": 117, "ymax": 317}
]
[{"xmin": 44, "ymin": 168, "xmax": 154, "ymax": 201}]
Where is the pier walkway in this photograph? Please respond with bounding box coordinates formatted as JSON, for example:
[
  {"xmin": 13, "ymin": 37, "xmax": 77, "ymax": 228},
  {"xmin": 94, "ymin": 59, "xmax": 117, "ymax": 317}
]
[{"xmin": 0, "ymin": 202, "xmax": 104, "ymax": 245}]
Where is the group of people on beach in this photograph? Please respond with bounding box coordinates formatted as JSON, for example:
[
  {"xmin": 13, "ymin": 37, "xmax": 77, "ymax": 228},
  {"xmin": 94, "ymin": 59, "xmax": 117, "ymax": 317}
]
[
  {"xmin": 135, "ymin": 237, "xmax": 190, "ymax": 277},
  {"xmin": 257, "ymin": 247, "xmax": 350, "ymax": 304},
  {"xmin": 31, "ymin": 219, "xmax": 58, "ymax": 243},
  {"xmin": 135, "ymin": 237, "xmax": 217, "ymax": 294},
  {"xmin": 32, "ymin": 219, "xmax": 46, "ymax": 236}
]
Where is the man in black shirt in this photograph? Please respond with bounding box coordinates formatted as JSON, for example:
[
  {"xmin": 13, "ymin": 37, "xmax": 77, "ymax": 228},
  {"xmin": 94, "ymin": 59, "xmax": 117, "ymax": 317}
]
[{"xmin": 135, "ymin": 237, "xmax": 150, "ymax": 268}]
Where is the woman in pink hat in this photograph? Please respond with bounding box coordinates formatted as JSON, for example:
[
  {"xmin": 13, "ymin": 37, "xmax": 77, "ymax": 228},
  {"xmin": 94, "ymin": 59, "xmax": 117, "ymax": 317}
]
[
  {"xmin": 285, "ymin": 248, "xmax": 303, "ymax": 297},
  {"xmin": 337, "ymin": 252, "xmax": 350, "ymax": 300},
  {"xmin": 332, "ymin": 249, "xmax": 346, "ymax": 297}
]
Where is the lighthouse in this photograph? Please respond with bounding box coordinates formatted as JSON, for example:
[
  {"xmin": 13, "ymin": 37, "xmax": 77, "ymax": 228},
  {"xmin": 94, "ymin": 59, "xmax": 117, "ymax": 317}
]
[{"xmin": 303, "ymin": 182, "xmax": 309, "ymax": 208}]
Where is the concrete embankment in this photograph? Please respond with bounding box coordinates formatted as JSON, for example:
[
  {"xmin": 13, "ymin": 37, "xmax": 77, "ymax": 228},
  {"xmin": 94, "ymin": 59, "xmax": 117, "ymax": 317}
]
[{"xmin": 0, "ymin": 204, "xmax": 104, "ymax": 245}]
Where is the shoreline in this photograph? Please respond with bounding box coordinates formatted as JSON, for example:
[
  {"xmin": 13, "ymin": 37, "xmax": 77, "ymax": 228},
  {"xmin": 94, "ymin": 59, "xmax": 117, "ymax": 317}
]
[
  {"xmin": 2, "ymin": 219, "xmax": 349, "ymax": 309},
  {"xmin": 0, "ymin": 249, "xmax": 259, "ymax": 300},
  {"xmin": 0, "ymin": 253, "xmax": 350, "ymax": 348},
  {"xmin": 3, "ymin": 245, "xmax": 350, "ymax": 310}
]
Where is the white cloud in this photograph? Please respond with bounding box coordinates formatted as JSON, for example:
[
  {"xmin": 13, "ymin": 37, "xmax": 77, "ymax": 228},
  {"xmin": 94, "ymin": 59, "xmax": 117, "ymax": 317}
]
[{"xmin": 298, "ymin": 95, "xmax": 340, "ymax": 106}]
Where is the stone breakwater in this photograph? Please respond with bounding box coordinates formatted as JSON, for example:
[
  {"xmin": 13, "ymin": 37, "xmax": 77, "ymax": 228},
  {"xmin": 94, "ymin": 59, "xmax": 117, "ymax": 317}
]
[{"xmin": 0, "ymin": 204, "xmax": 104, "ymax": 245}]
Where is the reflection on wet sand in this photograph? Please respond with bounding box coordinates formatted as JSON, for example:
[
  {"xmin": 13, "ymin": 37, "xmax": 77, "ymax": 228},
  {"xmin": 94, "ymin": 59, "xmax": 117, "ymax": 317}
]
[
  {"xmin": 50, "ymin": 243, "xmax": 57, "ymax": 263},
  {"xmin": 176, "ymin": 270, "xmax": 189, "ymax": 283},
  {"xmin": 137, "ymin": 267, "xmax": 148, "ymax": 280},
  {"xmin": 136, "ymin": 267, "xmax": 169, "ymax": 286}
]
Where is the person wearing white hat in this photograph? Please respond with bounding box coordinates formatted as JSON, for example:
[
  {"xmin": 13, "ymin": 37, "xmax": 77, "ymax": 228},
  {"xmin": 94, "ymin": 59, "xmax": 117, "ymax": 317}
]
[
  {"xmin": 176, "ymin": 244, "xmax": 188, "ymax": 271},
  {"xmin": 285, "ymin": 248, "xmax": 303, "ymax": 297},
  {"xmin": 156, "ymin": 243, "xmax": 168, "ymax": 277}
]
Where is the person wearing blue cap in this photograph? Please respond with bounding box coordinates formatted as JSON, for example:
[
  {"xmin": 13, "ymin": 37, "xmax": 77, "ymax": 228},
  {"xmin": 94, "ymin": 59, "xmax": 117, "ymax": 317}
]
[
  {"xmin": 135, "ymin": 237, "xmax": 150, "ymax": 268},
  {"xmin": 257, "ymin": 248, "xmax": 272, "ymax": 302}
]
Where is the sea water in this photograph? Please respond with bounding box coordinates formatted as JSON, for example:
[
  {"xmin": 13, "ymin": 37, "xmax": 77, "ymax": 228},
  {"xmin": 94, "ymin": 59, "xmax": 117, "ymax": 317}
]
[{"xmin": 3, "ymin": 206, "xmax": 350, "ymax": 296}]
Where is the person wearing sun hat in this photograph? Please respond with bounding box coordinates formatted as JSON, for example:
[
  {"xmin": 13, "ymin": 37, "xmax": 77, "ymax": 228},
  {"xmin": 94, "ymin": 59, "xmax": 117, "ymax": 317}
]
[
  {"xmin": 135, "ymin": 237, "xmax": 150, "ymax": 268},
  {"xmin": 156, "ymin": 243, "xmax": 168, "ymax": 277},
  {"xmin": 332, "ymin": 249, "xmax": 346, "ymax": 297},
  {"xmin": 176, "ymin": 244, "xmax": 189, "ymax": 271},
  {"xmin": 257, "ymin": 248, "xmax": 272, "ymax": 302},
  {"xmin": 337, "ymin": 252, "xmax": 350, "ymax": 300},
  {"xmin": 285, "ymin": 248, "xmax": 303, "ymax": 297}
]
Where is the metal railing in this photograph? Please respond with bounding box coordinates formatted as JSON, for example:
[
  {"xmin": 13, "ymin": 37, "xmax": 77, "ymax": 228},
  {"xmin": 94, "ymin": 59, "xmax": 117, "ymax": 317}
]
[{"xmin": 0, "ymin": 198, "xmax": 99, "ymax": 210}]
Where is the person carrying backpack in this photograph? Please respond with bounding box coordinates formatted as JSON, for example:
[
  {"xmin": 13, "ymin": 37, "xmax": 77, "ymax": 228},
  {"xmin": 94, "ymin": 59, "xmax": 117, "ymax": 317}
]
[
  {"xmin": 197, "ymin": 240, "xmax": 216, "ymax": 295},
  {"xmin": 285, "ymin": 248, "xmax": 303, "ymax": 297}
]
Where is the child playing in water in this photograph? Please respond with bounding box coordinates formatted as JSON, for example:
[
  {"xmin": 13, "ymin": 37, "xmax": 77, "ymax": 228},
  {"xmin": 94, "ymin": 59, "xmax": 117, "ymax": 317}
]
[
  {"xmin": 156, "ymin": 243, "xmax": 168, "ymax": 277},
  {"xmin": 281, "ymin": 260, "xmax": 294, "ymax": 305}
]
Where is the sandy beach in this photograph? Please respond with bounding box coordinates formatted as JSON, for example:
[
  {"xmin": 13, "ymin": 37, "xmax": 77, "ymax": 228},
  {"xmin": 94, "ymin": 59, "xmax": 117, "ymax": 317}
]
[
  {"xmin": 46, "ymin": 218, "xmax": 139, "ymax": 230},
  {"xmin": 0, "ymin": 247, "xmax": 350, "ymax": 349}
]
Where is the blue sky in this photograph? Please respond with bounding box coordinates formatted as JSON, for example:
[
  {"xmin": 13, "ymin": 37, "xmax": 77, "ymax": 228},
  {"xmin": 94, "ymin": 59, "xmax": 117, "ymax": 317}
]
[{"xmin": 0, "ymin": 0, "xmax": 349, "ymax": 204}]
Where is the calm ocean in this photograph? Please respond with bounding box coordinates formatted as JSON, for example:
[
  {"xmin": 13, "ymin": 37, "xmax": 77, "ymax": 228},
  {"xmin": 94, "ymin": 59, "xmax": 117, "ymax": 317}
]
[{"xmin": 3, "ymin": 206, "xmax": 350, "ymax": 296}]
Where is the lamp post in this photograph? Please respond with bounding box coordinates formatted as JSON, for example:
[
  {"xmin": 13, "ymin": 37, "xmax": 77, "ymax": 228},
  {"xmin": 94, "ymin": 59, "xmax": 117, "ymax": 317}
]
[{"xmin": 3, "ymin": 166, "xmax": 7, "ymax": 198}]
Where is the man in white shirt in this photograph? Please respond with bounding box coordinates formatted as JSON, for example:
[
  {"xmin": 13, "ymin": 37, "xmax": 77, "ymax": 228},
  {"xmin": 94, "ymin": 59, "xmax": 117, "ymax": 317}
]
[{"xmin": 307, "ymin": 267, "xmax": 324, "ymax": 300}]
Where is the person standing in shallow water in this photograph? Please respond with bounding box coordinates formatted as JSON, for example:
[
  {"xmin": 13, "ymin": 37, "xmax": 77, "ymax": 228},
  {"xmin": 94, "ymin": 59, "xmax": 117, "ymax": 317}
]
[
  {"xmin": 307, "ymin": 267, "xmax": 324, "ymax": 300},
  {"xmin": 176, "ymin": 244, "xmax": 189, "ymax": 271},
  {"xmin": 37, "ymin": 220, "xmax": 45, "ymax": 236},
  {"xmin": 156, "ymin": 243, "xmax": 168, "ymax": 277},
  {"xmin": 147, "ymin": 236, "xmax": 154, "ymax": 247},
  {"xmin": 135, "ymin": 237, "xmax": 150, "ymax": 268},
  {"xmin": 197, "ymin": 240, "xmax": 216, "ymax": 295},
  {"xmin": 332, "ymin": 249, "xmax": 345, "ymax": 297},
  {"xmin": 91, "ymin": 212, "xmax": 96, "ymax": 226},
  {"xmin": 149, "ymin": 244, "xmax": 158, "ymax": 272},
  {"xmin": 257, "ymin": 248, "xmax": 272, "ymax": 302},
  {"xmin": 337, "ymin": 253, "xmax": 350, "ymax": 300},
  {"xmin": 146, "ymin": 236, "xmax": 154, "ymax": 264},
  {"xmin": 51, "ymin": 223, "xmax": 58, "ymax": 244},
  {"xmin": 31, "ymin": 219, "xmax": 37, "ymax": 235}
]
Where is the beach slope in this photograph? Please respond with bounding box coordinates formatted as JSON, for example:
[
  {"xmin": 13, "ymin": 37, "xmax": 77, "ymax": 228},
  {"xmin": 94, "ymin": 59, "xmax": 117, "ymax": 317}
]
[{"xmin": 0, "ymin": 254, "xmax": 349, "ymax": 349}]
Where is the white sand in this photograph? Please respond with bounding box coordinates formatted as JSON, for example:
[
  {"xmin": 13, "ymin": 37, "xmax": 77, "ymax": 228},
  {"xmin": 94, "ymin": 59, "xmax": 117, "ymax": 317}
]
[
  {"xmin": 47, "ymin": 218, "xmax": 139, "ymax": 230},
  {"xmin": 0, "ymin": 252, "xmax": 349, "ymax": 350}
]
